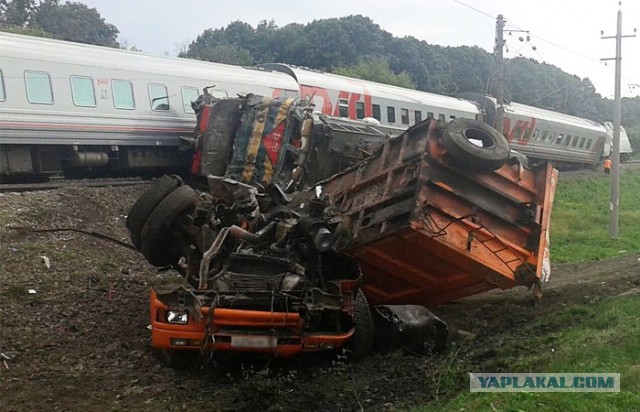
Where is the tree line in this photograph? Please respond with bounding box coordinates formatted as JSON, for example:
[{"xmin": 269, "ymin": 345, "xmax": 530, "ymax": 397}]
[
  {"xmin": 180, "ymin": 16, "xmax": 639, "ymax": 149},
  {"xmin": 0, "ymin": 0, "xmax": 118, "ymax": 47},
  {"xmin": 1, "ymin": 3, "xmax": 638, "ymax": 148}
]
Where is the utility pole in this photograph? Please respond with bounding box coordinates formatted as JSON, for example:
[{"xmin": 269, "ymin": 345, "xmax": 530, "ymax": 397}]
[
  {"xmin": 494, "ymin": 14, "xmax": 505, "ymax": 134},
  {"xmin": 601, "ymin": 2, "xmax": 636, "ymax": 238}
]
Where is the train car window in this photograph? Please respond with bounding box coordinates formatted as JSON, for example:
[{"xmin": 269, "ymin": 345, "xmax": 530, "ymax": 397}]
[
  {"xmin": 585, "ymin": 139, "xmax": 592, "ymax": 150},
  {"xmin": 0, "ymin": 70, "xmax": 5, "ymax": 101},
  {"xmin": 415, "ymin": 110, "xmax": 422, "ymax": 123},
  {"xmin": 70, "ymin": 76, "xmax": 96, "ymax": 107},
  {"xmin": 25, "ymin": 71, "xmax": 53, "ymax": 104},
  {"xmin": 555, "ymin": 134, "xmax": 563, "ymax": 145},
  {"xmin": 210, "ymin": 89, "xmax": 228, "ymax": 98},
  {"xmin": 339, "ymin": 98, "xmax": 349, "ymax": 117},
  {"xmin": 401, "ymin": 108, "xmax": 409, "ymax": 124},
  {"xmin": 570, "ymin": 135, "xmax": 577, "ymax": 147},
  {"xmin": 149, "ymin": 83, "xmax": 169, "ymax": 111},
  {"xmin": 449, "ymin": 115, "xmax": 456, "ymax": 120},
  {"xmin": 427, "ymin": 112, "xmax": 434, "ymax": 119},
  {"xmin": 112, "ymin": 80, "xmax": 135, "ymax": 110},
  {"xmin": 372, "ymin": 104, "xmax": 381, "ymax": 121},
  {"xmin": 579, "ymin": 137, "xmax": 586, "ymax": 149},
  {"xmin": 514, "ymin": 124, "xmax": 523, "ymax": 140},
  {"xmin": 181, "ymin": 87, "xmax": 199, "ymax": 113},
  {"xmin": 532, "ymin": 128, "xmax": 540, "ymax": 141},
  {"xmin": 438, "ymin": 114, "xmax": 445, "ymax": 122},
  {"xmin": 541, "ymin": 131, "xmax": 549, "ymax": 142},
  {"xmin": 387, "ymin": 106, "xmax": 396, "ymax": 123},
  {"xmin": 282, "ymin": 89, "xmax": 298, "ymax": 98},
  {"xmin": 356, "ymin": 101, "xmax": 365, "ymax": 119}
]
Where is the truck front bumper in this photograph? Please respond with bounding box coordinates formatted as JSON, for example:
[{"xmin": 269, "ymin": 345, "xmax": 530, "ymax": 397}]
[{"xmin": 150, "ymin": 289, "xmax": 355, "ymax": 357}]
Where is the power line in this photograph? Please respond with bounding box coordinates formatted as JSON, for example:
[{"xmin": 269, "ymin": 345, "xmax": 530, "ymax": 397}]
[
  {"xmin": 450, "ymin": 0, "xmax": 495, "ymax": 20},
  {"xmin": 450, "ymin": 0, "xmax": 608, "ymax": 66},
  {"xmin": 449, "ymin": 0, "xmax": 640, "ymax": 94}
]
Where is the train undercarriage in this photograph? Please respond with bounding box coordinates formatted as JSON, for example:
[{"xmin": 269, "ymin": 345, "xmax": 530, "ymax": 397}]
[{"xmin": 0, "ymin": 144, "xmax": 191, "ymax": 183}]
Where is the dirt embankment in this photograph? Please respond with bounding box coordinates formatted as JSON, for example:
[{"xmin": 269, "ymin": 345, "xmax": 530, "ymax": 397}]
[{"xmin": 1, "ymin": 185, "xmax": 638, "ymax": 411}]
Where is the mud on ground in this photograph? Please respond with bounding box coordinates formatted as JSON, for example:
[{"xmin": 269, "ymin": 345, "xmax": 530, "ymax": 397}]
[{"xmin": 0, "ymin": 185, "xmax": 638, "ymax": 411}]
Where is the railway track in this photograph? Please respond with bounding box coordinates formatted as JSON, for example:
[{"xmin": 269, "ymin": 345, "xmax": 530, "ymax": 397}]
[
  {"xmin": 3, "ymin": 161, "xmax": 638, "ymax": 193},
  {"xmin": 0, "ymin": 177, "xmax": 151, "ymax": 193}
]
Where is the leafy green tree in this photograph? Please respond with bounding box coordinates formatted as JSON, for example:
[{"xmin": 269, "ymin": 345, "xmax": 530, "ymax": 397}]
[
  {"xmin": 333, "ymin": 56, "xmax": 416, "ymax": 89},
  {"xmin": 446, "ymin": 46, "xmax": 493, "ymax": 94},
  {"xmin": 0, "ymin": 21, "xmax": 48, "ymax": 37},
  {"xmin": 1, "ymin": 0, "xmax": 118, "ymax": 47},
  {"xmin": 197, "ymin": 43, "xmax": 254, "ymax": 65},
  {"xmin": 179, "ymin": 16, "xmax": 639, "ymax": 133},
  {"xmin": 180, "ymin": 21, "xmax": 254, "ymax": 60},
  {"xmin": 387, "ymin": 36, "xmax": 435, "ymax": 91},
  {"xmin": 0, "ymin": 0, "xmax": 36, "ymax": 26},
  {"xmin": 30, "ymin": 1, "xmax": 118, "ymax": 47}
]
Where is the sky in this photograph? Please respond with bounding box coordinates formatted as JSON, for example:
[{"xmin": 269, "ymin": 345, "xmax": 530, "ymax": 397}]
[{"xmin": 80, "ymin": 0, "xmax": 640, "ymax": 99}]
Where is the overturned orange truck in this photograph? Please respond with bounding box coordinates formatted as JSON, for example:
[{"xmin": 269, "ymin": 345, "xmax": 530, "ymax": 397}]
[{"xmin": 126, "ymin": 94, "xmax": 557, "ymax": 361}]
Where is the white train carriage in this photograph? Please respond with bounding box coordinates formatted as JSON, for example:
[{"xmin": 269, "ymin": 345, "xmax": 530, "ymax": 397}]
[
  {"xmin": 603, "ymin": 122, "xmax": 634, "ymax": 162},
  {"xmin": 260, "ymin": 63, "xmax": 482, "ymax": 126},
  {"xmin": 1, "ymin": 32, "xmax": 633, "ymax": 180},
  {"xmin": 0, "ymin": 32, "xmax": 299, "ymax": 179},
  {"xmin": 462, "ymin": 93, "xmax": 630, "ymax": 168},
  {"xmin": 501, "ymin": 102, "xmax": 609, "ymax": 167},
  {"xmin": 263, "ymin": 64, "xmax": 630, "ymax": 168}
]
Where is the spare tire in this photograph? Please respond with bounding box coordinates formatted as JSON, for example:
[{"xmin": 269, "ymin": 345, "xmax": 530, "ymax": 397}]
[
  {"xmin": 442, "ymin": 119, "xmax": 510, "ymax": 171},
  {"xmin": 126, "ymin": 175, "xmax": 182, "ymax": 250},
  {"xmin": 140, "ymin": 185, "xmax": 198, "ymax": 267}
]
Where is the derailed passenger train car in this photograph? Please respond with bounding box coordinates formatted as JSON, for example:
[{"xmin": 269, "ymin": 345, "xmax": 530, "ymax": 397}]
[
  {"xmin": 127, "ymin": 94, "xmax": 557, "ymax": 362},
  {"xmin": 2, "ymin": 33, "xmax": 626, "ymax": 182},
  {"xmin": 0, "ymin": 32, "xmax": 299, "ymax": 181},
  {"xmin": 461, "ymin": 93, "xmax": 632, "ymax": 168}
]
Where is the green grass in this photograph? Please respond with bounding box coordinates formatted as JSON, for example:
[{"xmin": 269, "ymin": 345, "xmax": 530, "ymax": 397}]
[
  {"xmin": 550, "ymin": 172, "xmax": 640, "ymax": 263},
  {"xmin": 407, "ymin": 171, "xmax": 640, "ymax": 411},
  {"xmin": 414, "ymin": 293, "xmax": 640, "ymax": 412}
]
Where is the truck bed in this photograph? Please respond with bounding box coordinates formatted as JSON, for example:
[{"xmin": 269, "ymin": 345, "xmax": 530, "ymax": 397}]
[{"xmin": 317, "ymin": 120, "xmax": 557, "ymax": 306}]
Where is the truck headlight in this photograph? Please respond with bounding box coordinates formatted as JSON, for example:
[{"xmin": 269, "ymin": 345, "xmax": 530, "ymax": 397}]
[{"xmin": 167, "ymin": 311, "xmax": 188, "ymax": 325}]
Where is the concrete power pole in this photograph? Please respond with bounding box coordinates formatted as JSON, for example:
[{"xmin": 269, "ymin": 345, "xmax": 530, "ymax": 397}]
[
  {"xmin": 494, "ymin": 14, "xmax": 505, "ymax": 134},
  {"xmin": 601, "ymin": 3, "xmax": 636, "ymax": 238}
]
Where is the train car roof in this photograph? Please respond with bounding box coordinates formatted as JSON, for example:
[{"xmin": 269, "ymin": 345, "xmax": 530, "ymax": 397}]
[
  {"xmin": 261, "ymin": 63, "xmax": 480, "ymax": 114},
  {"xmin": 505, "ymin": 101, "xmax": 605, "ymax": 133},
  {"xmin": 0, "ymin": 32, "xmax": 299, "ymax": 91}
]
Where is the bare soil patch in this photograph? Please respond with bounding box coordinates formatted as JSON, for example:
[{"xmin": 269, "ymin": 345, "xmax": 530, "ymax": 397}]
[{"xmin": 1, "ymin": 185, "xmax": 638, "ymax": 411}]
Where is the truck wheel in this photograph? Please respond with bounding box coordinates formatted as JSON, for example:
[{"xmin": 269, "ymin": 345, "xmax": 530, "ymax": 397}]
[
  {"xmin": 126, "ymin": 175, "xmax": 182, "ymax": 250},
  {"xmin": 349, "ymin": 290, "xmax": 374, "ymax": 359},
  {"xmin": 442, "ymin": 119, "xmax": 510, "ymax": 171},
  {"xmin": 141, "ymin": 185, "xmax": 198, "ymax": 267}
]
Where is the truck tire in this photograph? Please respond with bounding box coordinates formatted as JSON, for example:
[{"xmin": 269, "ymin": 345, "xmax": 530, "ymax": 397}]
[
  {"xmin": 442, "ymin": 118, "xmax": 510, "ymax": 171},
  {"xmin": 349, "ymin": 290, "xmax": 374, "ymax": 359},
  {"xmin": 126, "ymin": 175, "xmax": 182, "ymax": 250},
  {"xmin": 140, "ymin": 185, "xmax": 198, "ymax": 267}
]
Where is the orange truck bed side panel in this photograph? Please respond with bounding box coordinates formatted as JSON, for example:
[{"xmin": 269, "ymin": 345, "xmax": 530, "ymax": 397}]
[{"xmin": 319, "ymin": 120, "xmax": 557, "ymax": 307}]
